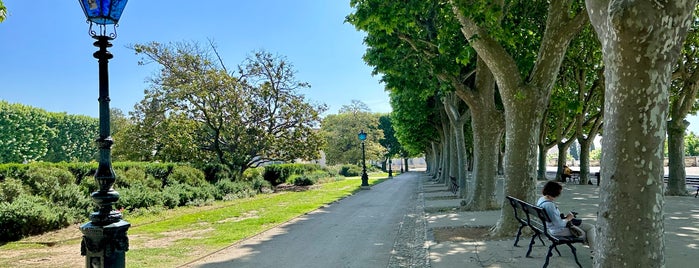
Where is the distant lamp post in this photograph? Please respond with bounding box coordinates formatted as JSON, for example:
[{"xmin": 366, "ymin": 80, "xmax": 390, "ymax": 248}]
[
  {"xmin": 358, "ymin": 130, "xmax": 370, "ymax": 188},
  {"xmin": 387, "ymin": 146, "xmax": 393, "ymax": 179},
  {"xmin": 77, "ymin": 1, "xmax": 130, "ymax": 267}
]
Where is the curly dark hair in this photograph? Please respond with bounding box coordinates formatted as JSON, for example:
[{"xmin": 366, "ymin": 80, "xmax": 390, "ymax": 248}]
[{"xmin": 542, "ymin": 181, "xmax": 563, "ymax": 197}]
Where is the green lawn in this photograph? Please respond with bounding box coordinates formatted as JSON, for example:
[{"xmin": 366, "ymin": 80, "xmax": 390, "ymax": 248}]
[{"xmin": 0, "ymin": 176, "xmax": 386, "ymax": 268}]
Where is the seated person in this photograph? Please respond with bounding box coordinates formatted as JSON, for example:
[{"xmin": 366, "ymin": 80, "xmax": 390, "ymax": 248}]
[
  {"xmin": 537, "ymin": 181, "xmax": 596, "ymax": 256},
  {"xmin": 561, "ymin": 165, "xmax": 573, "ymax": 182}
]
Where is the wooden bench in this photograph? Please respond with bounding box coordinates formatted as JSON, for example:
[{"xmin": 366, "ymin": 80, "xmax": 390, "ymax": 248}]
[
  {"xmin": 505, "ymin": 196, "xmax": 585, "ymax": 268},
  {"xmin": 448, "ymin": 176, "xmax": 459, "ymax": 195}
]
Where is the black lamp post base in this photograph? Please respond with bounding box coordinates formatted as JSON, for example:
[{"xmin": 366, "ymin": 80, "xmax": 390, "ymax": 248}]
[
  {"xmin": 81, "ymin": 220, "xmax": 130, "ymax": 268},
  {"xmin": 361, "ymin": 172, "xmax": 370, "ymax": 189}
]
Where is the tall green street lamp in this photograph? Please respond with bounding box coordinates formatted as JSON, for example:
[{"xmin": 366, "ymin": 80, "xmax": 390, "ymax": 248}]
[
  {"xmin": 358, "ymin": 130, "xmax": 370, "ymax": 188},
  {"xmin": 77, "ymin": 1, "xmax": 130, "ymax": 267}
]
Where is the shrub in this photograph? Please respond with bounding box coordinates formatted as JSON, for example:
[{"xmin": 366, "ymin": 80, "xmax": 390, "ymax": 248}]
[
  {"xmin": 78, "ymin": 176, "xmax": 98, "ymax": 194},
  {"xmin": 201, "ymin": 163, "xmax": 233, "ymax": 183},
  {"xmin": 162, "ymin": 182, "xmax": 216, "ymax": 207},
  {"xmin": 24, "ymin": 166, "xmax": 76, "ymax": 197},
  {"xmin": 166, "ymin": 166, "xmax": 206, "ymax": 187},
  {"xmin": 339, "ymin": 165, "xmax": 362, "ymax": 177},
  {"xmin": 115, "ymin": 184, "xmax": 164, "ymax": 211},
  {"xmin": 0, "ymin": 178, "xmax": 26, "ymax": 203},
  {"xmin": 114, "ymin": 166, "xmax": 147, "ymax": 189},
  {"xmin": 263, "ymin": 163, "xmax": 320, "ymax": 186},
  {"xmin": 242, "ymin": 167, "xmax": 264, "ymax": 182},
  {"xmin": 0, "ymin": 194, "xmax": 71, "ymax": 242},
  {"xmin": 50, "ymin": 183, "xmax": 92, "ymax": 216},
  {"xmin": 292, "ymin": 175, "xmax": 316, "ymax": 186}
]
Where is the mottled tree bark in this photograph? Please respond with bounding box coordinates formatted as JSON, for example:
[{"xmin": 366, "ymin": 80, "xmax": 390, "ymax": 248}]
[
  {"xmin": 451, "ymin": 0, "xmax": 587, "ymax": 237},
  {"xmin": 586, "ymin": 1, "xmax": 695, "ymax": 266},
  {"xmin": 666, "ymin": 120, "xmax": 689, "ymax": 195}
]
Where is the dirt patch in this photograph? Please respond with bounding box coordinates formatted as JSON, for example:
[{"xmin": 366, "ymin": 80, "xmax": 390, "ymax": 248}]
[
  {"xmin": 432, "ymin": 226, "xmax": 492, "ymax": 243},
  {"xmin": 274, "ymin": 184, "xmax": 319, "ymax": 192}
]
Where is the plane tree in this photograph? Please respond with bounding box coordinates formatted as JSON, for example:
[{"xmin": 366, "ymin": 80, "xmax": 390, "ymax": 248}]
[{"xmin": 586, "ymin": 1, "xmax": 696, "ymax": 266}]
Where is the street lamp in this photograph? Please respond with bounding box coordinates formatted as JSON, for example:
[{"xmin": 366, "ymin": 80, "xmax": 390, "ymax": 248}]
[
  {"xmin": 358, "ymin": 130, "xmax": 370, "ymax": 188},
  {"xmin": 77, "ymin": 1, "xmax": 130, "ymax": 267},
  {"xmin": 387, "ymin": 146, "xmax": 393, "ymax": 179}
]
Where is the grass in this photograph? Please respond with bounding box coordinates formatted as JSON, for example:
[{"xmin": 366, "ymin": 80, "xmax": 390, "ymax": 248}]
[{"xmin": 0, "ymin": 176, "xmax": 386, "ymax": 268}]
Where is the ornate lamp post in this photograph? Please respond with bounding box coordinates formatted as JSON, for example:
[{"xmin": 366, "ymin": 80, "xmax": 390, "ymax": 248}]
[
  {"xmin": 358, "ymin": 130, "xmax": 370, "ymax": 188},
  {"xmin": 77, "ymin": 1, "xmax": 130, "ymax": 267},
  {"xmin": 387, "ymin": 145, "xmax": 393, "ymax": 179}
]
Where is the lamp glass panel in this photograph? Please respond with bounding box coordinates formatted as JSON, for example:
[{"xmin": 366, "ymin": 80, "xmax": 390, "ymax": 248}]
[{"xmin": 79, "ymin": 0, "xmax": 128, "ymax": 25}]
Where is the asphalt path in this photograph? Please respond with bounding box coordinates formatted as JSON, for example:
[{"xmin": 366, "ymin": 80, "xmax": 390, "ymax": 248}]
[{"xmin": 184, "ymin": 172, "xmax": 421, "ymax": 268}]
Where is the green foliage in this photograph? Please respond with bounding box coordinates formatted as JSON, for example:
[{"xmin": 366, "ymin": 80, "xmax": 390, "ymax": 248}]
[
  {"xmin": 685, "ymin": 132, "xmax": 699, "ymax": 156},
  {"xmin": 321, "ymin": 106, "xmax": 383, "ymax": 165},
  {"xmin": 590, "ymin": 149, "xmax": 602, "ymax": 161},
  {"xmin": 0, "ymin": 194, "xmax": 73, "ymax": 241},
  {"xmin": 23, "ymin": 166, "xmax": 75, "ymax": 197},
  {"xmin": 0, "ymin": 178, "xmax": 25, "ymax": 203},
  {"xmin": 0, "ymin": 101, "xmax": 99, "ymax": 164},
  {"xmin": 166, "ymin": 166, "xmax": 206, "ymax": 187},
  {"xmin": 262, "ymin": 163, "xmax": 320, "ymax": 186},
  {"xmin": 129, "ymin": 42, "xmax": 326, "ymax": 172},
  {"xmin": 339, "ymin": 165, "xmax": 362, "ymax": 177},
  {"xmin": 241, "ymin": 167, "xmax": 264, "ymax": 182},
  {"xmin": 201, "ymin": 163, "xmax": 234, "ymax": 182},
  {"xmin": 0, "ymin": 101, "xmax": 55, "ymax": 163},
  {"xmin": 116, "ymin": 184, "xmax": 165, "ymax": 211}
]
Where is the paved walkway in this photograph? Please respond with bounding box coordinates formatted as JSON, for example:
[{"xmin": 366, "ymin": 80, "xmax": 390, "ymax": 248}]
[
  {"xmin": 187, "ymin": 171, "xmax": 698, "ymax": 268},
  {"xmin": 424, "ymin": 174, "xmax": 699, "ymax": 268},
  {"xmin": 184, "ymin": 172, "xmax": 427, "ymax": 268}
]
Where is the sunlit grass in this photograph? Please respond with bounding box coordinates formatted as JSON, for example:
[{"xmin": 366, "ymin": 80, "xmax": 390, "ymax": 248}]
[{"xmin": 0, "ymin": 176, "xmax": 386, "ymax": 268}]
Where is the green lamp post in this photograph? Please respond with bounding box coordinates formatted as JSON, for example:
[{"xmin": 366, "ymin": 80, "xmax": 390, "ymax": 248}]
[
  {"xmin": 77, "ymin": 1, "xmax": 130, "ymax": 267},
  {"xmin": 358, "ymin": 130, "xmax": 370, "ymax": 188},
  {"xmin": 387, "ymin": 145, "xmax": 393, "ymax": 179}
]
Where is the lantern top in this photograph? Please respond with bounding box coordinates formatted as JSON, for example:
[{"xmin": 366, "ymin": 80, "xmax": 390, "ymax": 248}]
[
  {"xmin": 79, "ymin": 0, "xmax": 128, "ymax": 25},
  {"xmin": 358, "ymin": 130, "xmax": 367, "ymax": 141}
]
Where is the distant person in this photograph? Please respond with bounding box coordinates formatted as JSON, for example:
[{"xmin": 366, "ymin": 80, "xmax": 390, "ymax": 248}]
[
  {"xmin": 537, "ymin": 181, "xmax": 596, "ymax": 258},
  {"xmin": 562, "ymin": 165, "xmax": 572, "ymax": 182}
]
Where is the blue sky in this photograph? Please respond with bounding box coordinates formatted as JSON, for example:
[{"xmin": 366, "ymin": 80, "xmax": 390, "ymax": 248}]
[{"xmin": 0, "ymin": 0, "xmax": 390, "ymax": 118}]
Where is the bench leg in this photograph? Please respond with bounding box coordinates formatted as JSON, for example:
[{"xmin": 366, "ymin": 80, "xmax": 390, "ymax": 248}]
[
  {"xmin": 526, "ymin": 233, "xmax": 538, "ymax": 257},
  {"xmin": 695, "ymin": 188, "xmax": 698, "ymax": 198},
  {"xmin": 566, "ymin": 243, "xmax": 583, "ymax": 268},
  {"xmin": 554, "ymin": 245, "xmax": 562, "ymax": 256},
  {"xmin": 514, "ymin": 225, "xmax": 525, "ymax": 247},
  {"xmin": 543, "ymin": 245, "xmax": 556, "ymax": 268}
]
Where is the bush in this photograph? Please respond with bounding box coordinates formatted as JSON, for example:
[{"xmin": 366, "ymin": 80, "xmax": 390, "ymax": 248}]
[
  {"xmin": 263, "ymin": 164, "xmax": 321, "ymax": 186},
  {"xmin": 115, "ymin": 166, "xmax": 147, "ymax": 189},
  {"xmin": 0, "ymin": 178, "xmax": 26, "ymax": 203},
  {"xmin": 215, "ymin": 179, "xmax": 256, "ymax": 200},
  {"xmin": 292, "ymin": 175, "xmax": 316, "ymax": 186},
  {"xmin": 24, "ymin": 166, "xmax": 75, "ymax": 197},
  {"xmin": 116, "ymin": 184, "xmax": 164, "ymax": 211},
  {"xmin": 162, "ymin": 182, "xmax": 215, "ymax": 207},
  {"xmin": 242, "ymin": 167, "xmax": 264, "ymax": 182},
  {"xmin": 0, "ymin": 194, "xmax": 72, "ymax": 242},
  {"xmin": 201, "ymin": 163, "xmax": 233, "ymax": 183},
  {"xmin": 50, "ymin": 183, "xmax": 92, "ymax": 218},
  {"xmin": 166, "ymin": 166, "xmax": 206, "ymax": 187},
  {"xmin": 339, "ymin": 165, "xmax": 362, "ymax": 177}
]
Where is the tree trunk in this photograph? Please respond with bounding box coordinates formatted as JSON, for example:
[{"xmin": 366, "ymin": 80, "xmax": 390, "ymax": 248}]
[
  {"xmin": 442, "ymin": 93, "xmax": 470, "ymax": 199},
  {"xmin": 578, "ymin": 137, "xmax": 593, "ymax": 185},
  {"xmin": 538, "ymin": 144, "xmax": 548, "ymax": 180},
  {"xmin": 493, "ymin": 90, "xmax": 544, "ymax": 236},
  {"xmin": 666, "ymin": 119, "xmax": 689, "ymax": 195},
  {"xmin": 463, "ymin": 107, "xmax": 504, "ymax": 210},
  {"xmin": 586, "ymin": 1, "xmax": 695, "ymax": 266}
]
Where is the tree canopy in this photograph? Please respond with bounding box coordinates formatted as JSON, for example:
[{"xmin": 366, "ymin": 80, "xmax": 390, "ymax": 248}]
[{"xmin": 127, "ymin": 42, "xmax": 326, "ymax": 174}]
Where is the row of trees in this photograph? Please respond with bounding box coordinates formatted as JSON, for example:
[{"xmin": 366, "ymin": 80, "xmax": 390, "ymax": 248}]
[
  {"xmin": 0, "ymin": 101, "xmax": 98, "ymax": 163},
  {"xmin": 348, "ymin": 1, "xmax": 697, "ymax": 266}
]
